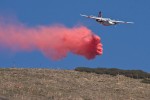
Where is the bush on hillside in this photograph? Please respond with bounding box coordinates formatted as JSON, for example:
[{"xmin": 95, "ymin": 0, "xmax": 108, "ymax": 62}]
[
  {"xmin": 75, "ymin": 67, "xmax": 150, "ymax": 79},
  {"xmin": 141, "ymin": 78, "xmax": 150, "ymax": 84}
]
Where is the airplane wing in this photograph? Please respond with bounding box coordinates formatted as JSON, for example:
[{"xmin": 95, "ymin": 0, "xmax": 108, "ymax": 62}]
[
  {"xmin": 80, "ymin": 14, "xmax": 100, "ymax": 20},
  {"xmin": 112, "ymin": 20, "xmax": 134, "ymax": 24},
  {"xmin": 124, "ymin": 22, "xmax": 134, "ymax": 24}
]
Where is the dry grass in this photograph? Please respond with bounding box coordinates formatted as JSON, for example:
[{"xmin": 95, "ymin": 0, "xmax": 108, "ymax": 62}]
[{"xmin": 0, "ymin": 68, "xmax": 150, "ymax": 100}]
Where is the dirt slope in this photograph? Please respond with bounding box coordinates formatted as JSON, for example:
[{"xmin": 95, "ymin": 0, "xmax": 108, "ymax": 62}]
[{"xmin": 0, "ymin": 68, "xmax": 150, "ymax": 100}]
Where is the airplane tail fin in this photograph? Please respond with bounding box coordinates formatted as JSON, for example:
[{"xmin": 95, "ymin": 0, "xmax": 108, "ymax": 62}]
[{"xmin": 98, "ymin": 11, "xmax": 102, "ymax": 17}]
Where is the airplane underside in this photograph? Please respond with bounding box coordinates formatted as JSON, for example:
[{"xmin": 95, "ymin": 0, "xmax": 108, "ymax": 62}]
[{"xmin": 97, "ymin": 20, "xmax": 116, "ymax": 26}]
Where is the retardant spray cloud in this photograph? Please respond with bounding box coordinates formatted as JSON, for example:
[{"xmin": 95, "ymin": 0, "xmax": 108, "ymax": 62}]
[{"xmin": 0, "ymin": 20, "xmax": 103, "ymax": 60}]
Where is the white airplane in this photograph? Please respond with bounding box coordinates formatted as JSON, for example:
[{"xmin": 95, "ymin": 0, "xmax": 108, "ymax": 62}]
[{"xmin": 80, "ymin": 11, "xmax": 134, "ymax": 26}]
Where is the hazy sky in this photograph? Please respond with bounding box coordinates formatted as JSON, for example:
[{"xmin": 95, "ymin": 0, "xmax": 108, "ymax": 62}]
[{"xmin": 0, "ymin": 0, "xmax": 150, "ymax": 72}]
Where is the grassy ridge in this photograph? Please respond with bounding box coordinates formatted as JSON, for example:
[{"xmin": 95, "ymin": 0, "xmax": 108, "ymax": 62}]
[{"xmin": 0, "ymin": 68, "xmax": 150, "ymax": 100}]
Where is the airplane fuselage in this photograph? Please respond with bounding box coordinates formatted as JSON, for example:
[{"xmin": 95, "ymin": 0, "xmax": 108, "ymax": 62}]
[{"xmin": 96, "ymin": 18, "xmax": 117, "ymax": 26}]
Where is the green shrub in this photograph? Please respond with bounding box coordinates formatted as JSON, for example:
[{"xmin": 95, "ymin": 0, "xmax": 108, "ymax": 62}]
[
  {"xmin": 141, "ymin": 78, "xmax": 150, "ymax": 84},
  {"xmin": 75, "ymin": 67, "xmax": 150, "ymax": 79}
]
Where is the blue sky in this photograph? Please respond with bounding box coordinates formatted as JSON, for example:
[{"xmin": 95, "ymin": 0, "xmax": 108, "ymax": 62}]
[{"xmin": 0, "ymin": 0, "xmax": 150, "ymax": 72}]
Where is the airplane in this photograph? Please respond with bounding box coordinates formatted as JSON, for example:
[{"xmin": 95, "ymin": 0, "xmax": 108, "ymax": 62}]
[{"xmin": 80, "ymin": 11, "xmax": 134, "ymax": 26}]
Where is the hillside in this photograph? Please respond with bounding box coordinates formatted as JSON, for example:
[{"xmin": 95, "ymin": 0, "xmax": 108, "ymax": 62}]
[{"xmin": 0, "ymin": 68, "xmax": 150, "ymax": 100}]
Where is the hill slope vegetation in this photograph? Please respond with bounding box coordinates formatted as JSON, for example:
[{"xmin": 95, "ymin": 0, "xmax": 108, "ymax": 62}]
[{"xmin": 0, "ymin": 68, "xmax": 150, "ymax": 100}]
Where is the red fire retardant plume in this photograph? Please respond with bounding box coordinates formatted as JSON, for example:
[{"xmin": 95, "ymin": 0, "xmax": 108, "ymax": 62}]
[{"xmin": 0, "ymin": 22, "xmax": 103, "ymax": 60}]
